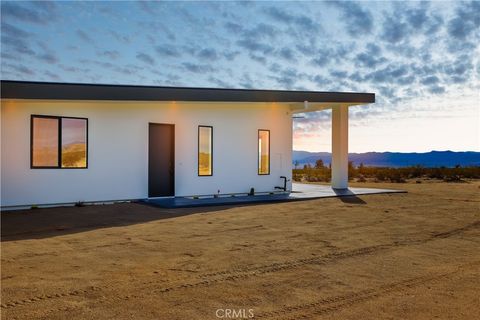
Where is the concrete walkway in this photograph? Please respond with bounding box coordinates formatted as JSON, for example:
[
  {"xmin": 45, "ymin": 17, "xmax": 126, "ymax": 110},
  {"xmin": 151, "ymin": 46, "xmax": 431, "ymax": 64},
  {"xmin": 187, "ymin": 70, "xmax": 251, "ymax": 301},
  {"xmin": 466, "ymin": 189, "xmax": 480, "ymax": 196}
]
[
  {"xmin": 290, "ymin": 183, "xmax": 404, "ymax": 198},
  {"xmin": 141, "ymin": 183, "xmax": 404, "ymax": 208}
]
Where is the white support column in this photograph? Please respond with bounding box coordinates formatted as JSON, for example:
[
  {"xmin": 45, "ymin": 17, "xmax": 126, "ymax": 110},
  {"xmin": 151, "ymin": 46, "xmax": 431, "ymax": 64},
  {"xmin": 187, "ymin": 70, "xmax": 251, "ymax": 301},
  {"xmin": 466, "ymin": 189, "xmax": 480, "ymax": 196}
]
[{"xmin": 331, "ymin": 105, "xmax": 349, "ymax": 189}]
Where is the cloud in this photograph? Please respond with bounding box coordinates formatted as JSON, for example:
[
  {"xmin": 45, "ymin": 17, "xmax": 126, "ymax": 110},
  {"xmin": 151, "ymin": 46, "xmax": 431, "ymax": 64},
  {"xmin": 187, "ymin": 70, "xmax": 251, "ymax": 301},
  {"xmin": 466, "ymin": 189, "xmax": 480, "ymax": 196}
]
[
  {"xmin": 311, "ymin": 55, "xmax": 329, "ymax": 67},
  {"xmin": 155, "ymin": 46, "xmax": 180, "ymax": 57},
  {"xmin": 232, "ymin": 22, "xmax": 278, "ymax": 57},
  {"xmin": 37, "ymin": 52, "xmax": 57, "ymax": 64},
  {"xmin": 136, "ymin": 52, "xmax": 155, "ymax": 65},
  {"xmin": 239, "ymin": 73, "xmax": 255, "ymax": 89},
  {"xmin": 1, "ymin": 35, "xmax": 36, "ymax": 56},
  {"xmin": 380, "ymin": 3, "xmax": 444, "ymax": 46},
  {"xmin": 224, "ymin": 22, "xmax": 244, "ymax": 34},
  {"xmin": 421, "ymin": 75, "xmax": 440, "ymax": 86},
  {"xmin": 311, "ymin": 75, "xmax": 331, "ymax": 87},
  {"xmin": 0, "ymin": 0, "xmax": 477, "ymax": 127},
  {"xmin": 0, "ymin": 21, "xmax": 39, "ymax": 57},
  {"xmin": 330, "ymin": 1, "xmax": 373, "ymax": 35},
  {"xmin": 137, "ymin": 1, "xmax": 153, "ymax": 14},
  {"xmin": 277, "ymin": 47, "xmax": 297, "ymax": 62},
  {"xmin": 362, "ymin": 64, "xmax": 411, "ymax": 85},
  {"xmin": 59, "ymin": 64, "xmax": 91, "ymax": 74},
  {"xmin": 1, "ymin": 21, "xmax": 31, "ymax": 38},
  {"xmin": 249, "ymin": 54, "xmax": 267, "ymax": 64},
  {"xmin": 441, "ymin": 55, "xmax": 473, "ymax": 84},
  {"xmin": 197, "ymin": 48, "xmax": 218, "ymax": 60},
  {"xmin": 236, "ymin": 38, "xmax": 274, "ymax": 54},
  {"xmin": 223, "ymin": 50, "xmax": 240, "ymax": 61},
  {"xmin": 138, "ymin": 21, "xmax": 176, "ymax": 41},
  {"xmin": 100, "ymin": 50, "xmax": 120, "ymax": 60},
  {"xmin": 109, "ymin": 30, "xmax": 131, "ymax": 44},
  {"xmin": 381, "ymin": 15, "xmax": 410, "ymax": 44},
  {"xmin": 268, "ymin": 64, "xmax": 310, "ymax": 89},
  {"xmin": 263, "ymin": 6, "xmax": 320, "ymax": 32},
  {"xmin": 182, "ymin": 62, "xmax": 214, "ymax": 73},
  {"xmin": 305, "ymin": 43, "xmax": 354, "ymax": 69},
  {"xmin": 3, "ymin": 63, "xmax": 35, "ymax": 75},
  {"xmin": 208, "ymin": 76, "xmax": 232, "ymax": 88},
  {"xmin": 1, "ymin": 1, "xmax": 56, "ymax": 25},
  {"xmin": 242, "ymin": 23, "xmax": 277, "ymax": 39},
  {"xmin": 0, "ymin": 21, "xmax": 39, "ymax": 56},
  {"xmin": 447, "ymin": 1, "xmax": 480, "ymax": 40},
  {"xmin": 329, "ymin": 70, "xmax": 348, "ymax": 79},
  {"xmin": 76, "ymin": 30, "xmax": 94, "ymax": 44},
  {"xmin": 44, "ymin": 70, "xmax": 60, "ymax": 80},
  {"xmin": 427, "ymin": 85, "xmax": 445, "ymax": 94},
  {"xmin": 354, "ymin": 43, "xmax": 387, "ymax": 68}
]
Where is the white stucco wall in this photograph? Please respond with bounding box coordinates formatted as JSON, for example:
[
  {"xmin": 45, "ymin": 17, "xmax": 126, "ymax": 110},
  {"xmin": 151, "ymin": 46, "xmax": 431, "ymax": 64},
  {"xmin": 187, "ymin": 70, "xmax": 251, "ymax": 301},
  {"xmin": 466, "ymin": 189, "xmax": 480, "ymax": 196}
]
[{"xmin": 1, "ymin": 99, "xmax": 292, "ymax": 207}]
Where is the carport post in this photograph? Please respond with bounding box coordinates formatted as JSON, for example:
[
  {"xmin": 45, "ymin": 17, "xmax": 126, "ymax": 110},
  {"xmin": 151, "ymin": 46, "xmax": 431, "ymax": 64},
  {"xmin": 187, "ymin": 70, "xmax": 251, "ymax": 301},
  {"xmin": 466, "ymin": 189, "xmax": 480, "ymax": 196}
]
[{"xmin": 331, "ymin": 105, "xmax": 349, "ymax": 189}]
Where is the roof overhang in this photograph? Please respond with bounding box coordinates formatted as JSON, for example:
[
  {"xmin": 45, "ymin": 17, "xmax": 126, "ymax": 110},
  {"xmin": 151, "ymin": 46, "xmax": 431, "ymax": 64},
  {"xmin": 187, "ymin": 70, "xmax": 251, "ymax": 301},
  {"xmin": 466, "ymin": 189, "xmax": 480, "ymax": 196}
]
[{"xmin": 0, "ymin": 80, "xmax": 375, "ymax": 105}]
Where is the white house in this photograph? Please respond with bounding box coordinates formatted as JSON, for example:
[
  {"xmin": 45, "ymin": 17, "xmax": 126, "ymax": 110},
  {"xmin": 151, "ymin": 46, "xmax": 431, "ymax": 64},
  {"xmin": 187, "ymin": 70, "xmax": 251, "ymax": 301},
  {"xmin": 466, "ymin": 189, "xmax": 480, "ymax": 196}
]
[{"xmin": 0, "ymin": 81, "xmax": 374, "ymax": 209}]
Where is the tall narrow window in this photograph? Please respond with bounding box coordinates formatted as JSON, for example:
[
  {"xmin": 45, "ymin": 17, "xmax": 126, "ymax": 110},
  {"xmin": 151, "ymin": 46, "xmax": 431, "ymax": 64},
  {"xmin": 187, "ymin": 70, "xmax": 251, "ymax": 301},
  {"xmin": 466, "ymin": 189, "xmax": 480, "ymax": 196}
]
[
  {"xmin": 61, "ymin": 118, "xmax": 88, "ymax": 168},
  {"xmin": 258, "ymin": 130, "xmax": 270, "ymax": 175},
  {"xmin": 31, "ymin": 115, "xmax": 88, "ymax": 169},
  {"xmin": 198, "ymin": 126, "xmax": 212, "ymax": 176},
  {"xmin": 32, "ymin": 116, "xmax": 59, "ymax": 167}
]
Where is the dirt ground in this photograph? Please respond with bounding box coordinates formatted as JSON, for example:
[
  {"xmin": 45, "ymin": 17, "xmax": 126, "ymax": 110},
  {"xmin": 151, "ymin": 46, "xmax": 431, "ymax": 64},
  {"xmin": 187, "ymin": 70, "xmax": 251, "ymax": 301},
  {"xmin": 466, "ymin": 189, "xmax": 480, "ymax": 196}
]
[{"xmin": 1, "ymin": 181, "xmax": 479, "ymax": 320}]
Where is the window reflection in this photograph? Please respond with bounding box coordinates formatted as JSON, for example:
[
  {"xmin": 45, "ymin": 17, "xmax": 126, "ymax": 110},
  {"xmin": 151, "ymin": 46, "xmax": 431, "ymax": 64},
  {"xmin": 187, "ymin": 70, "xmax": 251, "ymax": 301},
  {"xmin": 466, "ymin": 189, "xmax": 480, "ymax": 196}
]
[
  {"xmin": 198, "ymin": 126, "xmax": 212, "ymax": 176},
  {"xmin": 258, "ymin": 130, "xmax": 270, "ymax": 175},
  {"xmin": 61, "ymin": 118, "xmax": 87, "ymax": 168},
  {"xmin": 32, "ymin": 117, "xmax": 59, "ymax": 167}
]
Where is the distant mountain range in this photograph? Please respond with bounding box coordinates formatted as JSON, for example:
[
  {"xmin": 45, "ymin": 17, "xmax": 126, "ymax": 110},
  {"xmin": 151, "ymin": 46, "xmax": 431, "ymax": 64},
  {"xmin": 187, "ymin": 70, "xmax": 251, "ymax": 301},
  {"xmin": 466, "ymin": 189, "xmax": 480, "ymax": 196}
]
[{"xmin": 293, "ymin": 151, "xmax": 480, "ymax": 168}]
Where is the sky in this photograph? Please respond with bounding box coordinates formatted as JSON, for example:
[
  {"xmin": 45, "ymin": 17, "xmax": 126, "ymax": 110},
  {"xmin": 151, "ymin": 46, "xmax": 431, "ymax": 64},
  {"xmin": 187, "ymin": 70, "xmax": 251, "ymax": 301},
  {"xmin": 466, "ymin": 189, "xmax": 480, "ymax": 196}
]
[{"xmin": 1, "ymin": 1, "xmax": 479, "ymax": 153}]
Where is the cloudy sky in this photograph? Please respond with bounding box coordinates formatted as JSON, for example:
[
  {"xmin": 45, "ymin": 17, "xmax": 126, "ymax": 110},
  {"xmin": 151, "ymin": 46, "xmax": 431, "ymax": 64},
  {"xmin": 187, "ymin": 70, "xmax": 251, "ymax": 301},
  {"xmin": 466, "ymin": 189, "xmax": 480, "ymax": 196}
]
[{"xmin": 1, "ymin": 1, "xmax": 479, "ymax": 152}]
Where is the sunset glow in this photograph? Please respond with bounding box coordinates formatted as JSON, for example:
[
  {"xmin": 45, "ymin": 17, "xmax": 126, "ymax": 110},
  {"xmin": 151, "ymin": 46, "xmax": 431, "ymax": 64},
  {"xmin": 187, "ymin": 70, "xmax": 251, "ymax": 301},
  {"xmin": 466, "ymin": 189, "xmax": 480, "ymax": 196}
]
[{"xmin": 1, "ymin": 1, "xmax": 478, "ymax": 152}]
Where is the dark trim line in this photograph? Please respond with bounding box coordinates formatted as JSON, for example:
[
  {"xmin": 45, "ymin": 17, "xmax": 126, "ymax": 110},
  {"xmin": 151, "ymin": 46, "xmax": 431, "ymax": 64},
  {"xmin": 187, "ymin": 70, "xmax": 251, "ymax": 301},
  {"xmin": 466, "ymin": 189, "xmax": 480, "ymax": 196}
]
[
  {"xmin": 258, "ymin": 129, "xmax": 270, "ymax": 176},
  {"xmin": 198, "ymin": 125, "xmax": 213, "ymax": 177},
  {"xmin": 30, "ymin": 114, "xmax": 88, "ymax": 169},
  {"xmin": 1, "ymin": 80, "xmax": 375, "ymax": 103}
]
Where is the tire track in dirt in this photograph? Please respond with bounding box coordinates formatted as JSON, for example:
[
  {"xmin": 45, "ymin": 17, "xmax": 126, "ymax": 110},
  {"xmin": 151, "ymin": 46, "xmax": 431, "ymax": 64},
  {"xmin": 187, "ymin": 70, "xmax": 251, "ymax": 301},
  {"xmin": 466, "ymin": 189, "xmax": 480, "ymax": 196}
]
[
  {"xmin": 135, "ymin": 220, "xmax": 480, "ymax": 294},
  {"xmin": 432, "ymin": 221, "xmax": 480, "ymax": 239},
  {"xmin": 256, "ymin": 261, "xmax": 480, "ymax": 320},
  {"xmin": 196, "ymin": 220, "xmax": 480, "ymax": 280},
  {"xmin": 0, "ymin": 286, "xmax": 101, "ymax": 310},
  {"xmin": 2, "ymin": 220, "xmax": 478, "ymax": 311}
]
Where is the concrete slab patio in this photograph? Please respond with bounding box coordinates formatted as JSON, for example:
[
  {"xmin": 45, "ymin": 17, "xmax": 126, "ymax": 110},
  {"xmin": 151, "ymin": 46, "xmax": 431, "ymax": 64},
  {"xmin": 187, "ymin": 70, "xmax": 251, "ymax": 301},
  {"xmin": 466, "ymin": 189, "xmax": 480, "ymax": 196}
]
[{"xmin": 141, "ymin": 183, "xmax": 405, "ymax": 208}]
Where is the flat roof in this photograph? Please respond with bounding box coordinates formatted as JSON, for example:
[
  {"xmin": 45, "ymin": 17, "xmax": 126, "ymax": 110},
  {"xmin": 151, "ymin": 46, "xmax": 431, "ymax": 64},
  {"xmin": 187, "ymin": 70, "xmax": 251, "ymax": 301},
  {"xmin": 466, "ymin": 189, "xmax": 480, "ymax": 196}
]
[{"xmin": 0, "ymin": 80, "xmax": 375, "ymax": 104}]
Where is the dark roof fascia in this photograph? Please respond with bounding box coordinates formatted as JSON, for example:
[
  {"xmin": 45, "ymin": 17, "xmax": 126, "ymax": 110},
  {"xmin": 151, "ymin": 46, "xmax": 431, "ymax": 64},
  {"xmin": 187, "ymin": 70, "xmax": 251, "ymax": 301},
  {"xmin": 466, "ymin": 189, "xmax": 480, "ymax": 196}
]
[{"xmin": 0, "ymin": 80, "xmax": 375, "ymax": 104}]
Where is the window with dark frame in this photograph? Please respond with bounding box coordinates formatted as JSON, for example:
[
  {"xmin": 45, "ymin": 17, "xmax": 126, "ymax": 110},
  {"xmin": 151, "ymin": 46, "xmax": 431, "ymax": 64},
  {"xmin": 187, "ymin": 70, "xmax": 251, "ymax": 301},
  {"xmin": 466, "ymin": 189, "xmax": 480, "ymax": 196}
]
[
  {"xmin": 198, "ymin": 126, "xmax": 213, "ymax": 176},
  {"xmin": 258, "ymin": 129, "xmax": 270, "ymax": 175},
  {"xmin": 31, "ymin": 115, "xmax": 88, "ymax": 169}
]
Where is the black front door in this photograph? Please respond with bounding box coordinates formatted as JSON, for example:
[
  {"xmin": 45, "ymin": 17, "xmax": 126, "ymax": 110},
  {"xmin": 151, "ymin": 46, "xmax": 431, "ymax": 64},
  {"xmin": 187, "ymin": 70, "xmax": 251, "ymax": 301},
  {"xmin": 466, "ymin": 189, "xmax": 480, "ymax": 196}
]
[{"xmin": 148, "ymin": 123, "xmax": 175, "ymax": 197}]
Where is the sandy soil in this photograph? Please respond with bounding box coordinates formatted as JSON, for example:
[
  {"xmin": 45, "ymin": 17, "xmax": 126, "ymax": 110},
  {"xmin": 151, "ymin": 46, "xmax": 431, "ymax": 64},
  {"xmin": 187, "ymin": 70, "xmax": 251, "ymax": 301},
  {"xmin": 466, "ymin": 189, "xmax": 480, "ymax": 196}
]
[{"xmin": 1, "ymin": 181, "xmax": 479, "ymax": 320}]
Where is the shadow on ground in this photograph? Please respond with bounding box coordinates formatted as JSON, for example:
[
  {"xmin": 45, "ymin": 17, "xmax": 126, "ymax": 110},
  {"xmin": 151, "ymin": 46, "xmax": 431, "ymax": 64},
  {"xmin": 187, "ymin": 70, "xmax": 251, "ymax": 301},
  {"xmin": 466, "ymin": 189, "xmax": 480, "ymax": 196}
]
[
  {"xmin": 337, "ymin": 196, "xmax": 367, "ymax": 204},
  {"xmin": 332, "ymin": 189, "xmax": 368, "ymax": 204},
  {"xmin": 0, "ymin": 202, "xmax": 234, "ymax": 242},
  {"xmin": 1, "ymin": 193, "xmax": 370, "ymax": 242}
]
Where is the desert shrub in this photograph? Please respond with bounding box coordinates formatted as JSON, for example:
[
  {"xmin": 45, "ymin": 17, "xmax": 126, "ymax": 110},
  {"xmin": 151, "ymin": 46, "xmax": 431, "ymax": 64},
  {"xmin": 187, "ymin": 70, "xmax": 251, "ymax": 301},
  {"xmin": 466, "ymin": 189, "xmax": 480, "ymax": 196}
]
[
  {"xmin": 389, "ymin": 172, "xmax": 406, "ymax": 183},
  {"xmin": 292, "ymin": 161, "xmax": 480, "ymax": 183},
  {"xmin": 357, "ymin": 175, "xmax": 367, "ymax": 182},
  {"xmin": 292, "ymin": 173, "xmax": 303, "ymax": 181},
  {"xmin": 443, "ymin": 175, "xmax": 464, "ymax": 182}
]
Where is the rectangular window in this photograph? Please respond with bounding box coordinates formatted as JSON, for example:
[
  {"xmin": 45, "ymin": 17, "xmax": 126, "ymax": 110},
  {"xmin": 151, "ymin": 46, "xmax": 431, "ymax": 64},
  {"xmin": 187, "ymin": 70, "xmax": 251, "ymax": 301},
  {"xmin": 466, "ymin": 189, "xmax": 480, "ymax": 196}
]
[
  {"xmin": 258, "ymin": 130, "xmax": 270, "ymax": 175},
  {"xmin": 31, "ymin": 115, "xmax": 88, "ymax": 169},
  {"xmin": 61, "ymin": 118, "xmax": 88, "ymax": 168},
  {"xmin": 32, "ymin": 116, "xmax": 59, "ymax": 167},
  {"xmin": 198, "ymin": 126, "xmax": 213, "ymax": 176}
]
